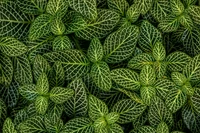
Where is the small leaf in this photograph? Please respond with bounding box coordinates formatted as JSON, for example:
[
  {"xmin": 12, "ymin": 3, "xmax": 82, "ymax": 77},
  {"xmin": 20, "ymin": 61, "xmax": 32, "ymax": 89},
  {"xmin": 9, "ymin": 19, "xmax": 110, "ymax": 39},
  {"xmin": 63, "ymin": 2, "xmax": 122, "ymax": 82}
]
[
  {"xmin": 179, "ymin": 14, "xmax": 193, "ymax": 29},
  {"xmin": 0, "ymin": 37, "xmax": 27, "ymax": 57},
  {"xmin": 156, "ymin": 122, "xmax": 169, "ymax": 133},
  {"xmin": 0, "ymin": 99, "xmax": 7, "ymax": 126},
  {"xmin": 171, "ymin": 72, "xmax": 187, "ymax": 86},
  {"xmin": 50, "ymin": 87, "xmax": 74, "ymax": 104},
  {"xmin": 187, "ymin": 5, "xmax": 200, "ymax": 26},
  {"xmin": 91, "ymin": 61, "xmax": 112, "ymax": 91},
  {"xmin": 87, "ymin": 38, "xmax": 104, "ymax": 63},
  {"xmin": 94, "ymin": 117, "xmax": 107, "ymax": 129},
  {"xmin": 53, "ymin": 36, "xmax": 72, "ymax": 51},
  {"xmin": 153, "ymin": 42, "xmax": 166, "ymax": 61},
  {"xmin": 140, "ymin": 65, "xmax": 156, "ymax": 86},
  {"xmin": 111, "ymin": 99, "xmax": 146, "ymax": 124},
  {"xmin": 36, "ymin": 73, "xmax": 49, "ymax": 94},
  {"xmin": 88, "ymin": 95, "xmax": 109, "ymax": 121},
  {"xmin": 136, "ymin": 126, "xmax": 156, "ymax": 133},
  {"xmin": 111, "ymin": 68, "xmax": 140, "ymax": 91},
  {"xmin": 29, "ymin": 14, "xmax": 52, "ymax": 41},
  {"xmin": 50, "ymin": 18, "xmax": 65, "ymax": 35},
  {"xmin": 3, "ymin": 118, "xmax": 17, "ymax": 133},
  {"xmin": 107, "ymin": 0, "xmax": 129, "ymax": 16},
  {"xmin": 35, "ymin": 96, "xmax": 48, "ymax": 115},
  {"xmin": 170, "ymin": 0, "xmax": 185, "ymax": 16},
  {"xmin": 103, "ymin": 25, "xmax": 139, "ymax": 63},
  {"xmin": 140, "ymin": 86, "xmax": 156, "ymax": 105},
  {"xmin": 19, "ymin": 84, "xmax": 38, "ymax": 101},
  {"xmin": 134, "ymin": 0, "xmax": 153, "ymax": 15},
  {"xmin": 105, "ymin": 112, "xmax": 120, "ymax": 125},
  {"xmin": 108, "ymin": 123, "xmax": 124, "ymax": 133},
  {"xmin": 126, "ymin": 4, "xmax": 140, "ymax": 23}
]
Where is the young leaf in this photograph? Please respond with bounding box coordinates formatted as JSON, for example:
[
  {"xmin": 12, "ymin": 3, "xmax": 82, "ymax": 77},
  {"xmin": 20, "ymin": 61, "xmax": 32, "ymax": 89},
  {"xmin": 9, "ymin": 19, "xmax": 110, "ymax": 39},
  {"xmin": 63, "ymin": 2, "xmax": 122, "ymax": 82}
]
[
  {"xmin": 3, "ymin": 118, "xmax": 17, "ymax": 133},
  {"xmin": 64, "ymin": 78, "xmax": 88, "ymax": 117},
  {"xmin": 104, "ymin": 25, "xmax": 139, "ymax": 63},
  {"xmin": 50, "ymin": 87, "xmax": 74, "ymax": 104},
  {"xmin": 111, "ymin": 68, "xmax": 140, "ymax": 91},
  {"xmin": 105, "ymin": 112, "xmax": 120, "ymax": 125},
  {"xmin": 156, "ymin": 122, "xmax": 169, "ymax": 133},
  {"xmin": 107, "ymin": 0, "xmax": 129, "ymax": 16},
  {"xmin": 29, "ymin": 14, "xmax": 52, "ymax": 41},
  {"xmin": 170, "ymin": 0, "xmax": 185, "ymax": 16},
  {"xmin": 88, "ymin": 95, "xmax": 109, "ymax": 121},
  {"xmin": 134, "ymin": 0, "xmax": 153, "ymax": 15},
  {"xmin": 0, "ymin": 37, "xmax": 27, "ymax": 57},
  {"xmin": 36, "ymin": 73, "xmax": 49, "ymax": 94},
  {"xmin": 108, "ymin": 123, "xmax": 124, "ymax": 133},
  {"xmin": 50, "ymin": 18, "xmax": 66, "ymax": 35},
  {"xmin": 94, "ymin": 117, "xmax": 107, "ymax": 129},
  {"xmin": 44, "ymin": 50, "xmax": 90, "ymax": 80},
  {"xmin": 35, "ymin": 96, "xmax": 49, "ymax": 115},
  {"xmin": 90, "ymin": 61, "xmax": 112, "ymax": 91},
  {"xmin": 53, "ymin": 36, "xmax": 72, "ymax": 51},
  {"xmin": 165, "ymin": 89, "xmax": 187, "ymax": 113},
  {"xmin": 179, "ymin": 14, "xmax": 193, "ymax": 29},
  {"xmin": 171, "ymin": 72, "xmax": 187, "ymax": 86},
  {"xmin": 153, "ymin": 42, "xmax": 166, "ymax": 61},
  {"xmin": 87, "ymin": 38, "xmax": 104, "ymax": 63},
  {"xmin": 139, "ymin": 21, "xmax": 162, "ymax": 52},
  {"xmin": 111, "ymin": 99, "xmax": 146, "ymax": 124},
  {"xmin": 140, "ymin": 65, "xmax": 156, "ymax": 86},
  {"xmin": 19, "ymin": 84, "xmax": 38, "ymax": 101},
  {"xmin": 140, "ymin": 86, "xmax": 156, "ymax": 105}
]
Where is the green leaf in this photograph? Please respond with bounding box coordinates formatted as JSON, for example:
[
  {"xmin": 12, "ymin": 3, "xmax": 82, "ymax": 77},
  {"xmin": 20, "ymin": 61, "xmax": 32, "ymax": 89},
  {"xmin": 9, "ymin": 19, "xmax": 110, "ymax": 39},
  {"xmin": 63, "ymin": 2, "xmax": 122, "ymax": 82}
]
[
  {"xmin": 156, "ymin": 122, "xmax": 169, "ymax": 133},
  {"xmin": 158, "ymin": 14, "xmax": 180, "ymax": 32},
  {"xmin": 133, "ymin": 0, "xmax": 153, "ymax": 15},
  {"xmin": 0, "ymin": 54, "xmax": 13, "ymax": 86},
  {"xmin": 105, "ymin": 112, "xmax": 120, "ymax": 125},
  {"xmin": 61, "ymin": 117, "xmax": 94, "ymax": 133},
  {"xmin": 19, "ymin": 84, "xmax": 38, "ymax": 101},
  {"xmin": 165, "ymin": 52, "xmax": 191, "ymax": 71},
  {"xmin": 128, "ymin": 53, "xmax": 155, "ymax": 70},
  {"xmin": 53, "ymin": 36, "xmax": 72, "ymax": 51},
  {"xmin": 136, "ymin": 126, "xmax": 156, "ymax": 133},
  {"xmin": 108, "ymin": 123, "xmax": 124, "ymax": 133},
  {"xmin": 50, "ymin": 18, "xmax": 65, "ymax": 35},
  {"xmin": 44, "ymin": 49, "xmax": 90, "ymax": 80},
  {"xmin": 13, "ymin": 55, "xmax": 33, "ymax": 85},
  {"xmin": 103, "ymin": 25, "xmax": 139, "ymax": 63},
  {"xmin": 178, "ymin": 14, "xmax": 193, "ymax": 29},
  {"xmin": 35, "ymin": 96, "xmax": 48, "ymax": 115},
  {"xmin": 0, "ymin": 37, "xmax": 27, "ymax": 57},
  {"xmin": 88, "ymin": 95, "xmax": 109, "ymax": 121},
  {"xmin": 153, "ymin": 61, "xmax": 167, "ymax": 78},
  {"xmin": 182, "ymin": 0, "xmax": 197, "ymax": 6},
  {"xmin": 36, "ymin": 73, "xmax": 49, "ymax": 94},
  {"xmin": 183, "ymin": 54, "xmax": 200, "ymax": 83},
  {"xmin": 0, "ymin": 1, "xmax": 31, "ymax": 38},
  {"xmin": 33, "ymin": 54, "xmax": 51, "ymax": 81},
  {"xmin": 187, "ymin": 5, "xmax": 200, "ymax": 26},
  {"xmin": 50, "ymin": 87, "xmax": 74, "ymax": 104},
  {"xmin": 170, "ymin": 0, "xmax": 185, "ymax": 16},
  {"xmin": 17, "ymin": 0, "xmax": 47, "ymax": 15},
  {"xmin": 90, "ymin": 61, "xmax": 112, "ymax": 91},
  {"xmin": 139, "ymin": 21, "xmax": 162, "ymax": 52},
  {"xmin": 44, "ymin": 117, "xmax": 63, "ymax": 133},
  {"xmin": 3, "ymin": 118, "xmax": 17, "ymax": 133},
  {"xmin": 29, "ymin": 14, "xmax": 52, "ymax": 41},
  {"xmin": 87, "ymin": 38, "xmax": 104, "ymax": 63},
  {"xmin": 46, "ymin": 0, "xmax": 68, "ymax": 17},
  {"xmin": 0, "ymin": 99, "xmax": 7, "ymax": 126},
  {"xmin": 150, "ymin": 0, "xmax": 171, "ymax": 22},
  {"xmin": 111, "ymin": 99, "xmax": 146, "ymax": 124},
  {"xmin": 68, "ymin": 0, "xmax": 97, "ymax": 20},
  {"xmin": 181, "ymin": 82, "xmax": 194, "ymax": 95},
  {"xmin": 165, "ymin": 89, "xmax": 187, "ymax": 113},
  {"xmin": 75, "ymin": 9, "xmax": 120, "ymax": 40},
  {"xmin": 49, "ymin": 62, "xmax": 65, "ymax": 87},
  {"xmin": 148, "ymin": 97, "xmax": 173, "ymax": 127},
  {"xmin": 153, "ymin": 42, "xmax": 166, "ymax": 61},
  {"xmin": 18, "ymin": 115, "xmax": 46, "ymax": 133},
  {"xmin": 126, "ymin": 4, "xmax": 140, "ymax": 23},
  {"xmin": 64, "ymin": 78, "xmax": 88, "ymax": 117},
  {"xmin": 94, "ymin": 117, "xmax": 107, "ymax": 129},
  {"xmin": 111, "ymin": 68, "xmax": 140, "ymax": 91},
  {"xmin": 140, "ymin": 65, "xmax": 156, "ymax": 86},
  {"xmin": 171, "ymin": 72, "xmax": 187, "ymax": 86},
  {"xmin": 46, "ymin": 103, "xmax": 63, "ymax": 123},
  {"xmin": 132, "ymin": 111, "xmax": 148, "ymax": 129},
  {"xmin": 107, "ymin": 0, "xmax": 129, "ymax": 16},
  {"xmin": 141, "ymin": 86, "xmax": 156, "ymax": 105},
  {"xmin": 191, "ymin": 88, "xmax": 200, "ymax": 114}
]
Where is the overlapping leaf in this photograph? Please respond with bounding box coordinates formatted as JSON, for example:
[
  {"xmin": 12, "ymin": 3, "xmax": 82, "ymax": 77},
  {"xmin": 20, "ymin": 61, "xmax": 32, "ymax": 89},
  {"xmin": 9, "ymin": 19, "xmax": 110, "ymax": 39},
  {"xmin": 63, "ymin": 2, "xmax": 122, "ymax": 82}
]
[
  {"xmin": 107, "ymin": 0, "xmax": 129, "ymax": 16},
  {"xmin": 52, "ymin": 36, "xmax": 72, "ymax": 51}
]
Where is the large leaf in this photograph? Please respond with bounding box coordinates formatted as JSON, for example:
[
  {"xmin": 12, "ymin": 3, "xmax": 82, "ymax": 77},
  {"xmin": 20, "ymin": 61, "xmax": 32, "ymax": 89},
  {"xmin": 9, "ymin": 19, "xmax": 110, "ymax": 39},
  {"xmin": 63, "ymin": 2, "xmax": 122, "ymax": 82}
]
[
  {"xmin": 107, "ymin": 0, "xmax": 129, "ymax": 16},
  {"xmin": 68, "ymin": 0, "xmax": 97, "ymax": 20},
  {"xmin": 138, "ymin": 21, "xmax": 162, "ymax": 52},
  {"xmin": 29, "ymin": 14, "xmax": 52, "ymax": 41},
  {"xmin": 87, "ymin": 38, "xmax": 104, "ymax": 63},
  {"xmin": 61, "ymin": 117, "xmax": 94, "ymax": 133},
  {"xmin": 90, "ymin": 61, "xmax": 112, "ymax": 91},
  {"xmin": 111, "ymin": 99, "xmax": 146, "ymax": 124},
  {"xmin": 64, "ymin": 78, "xmax": 88, "ymax": 117},
  {"xmin": 13, "ymin": 55, "xmax": 33, "ymax": 85},
  {"xmin": 44, "ymin": 49, "xmax": 90, "ymax": 80},
  {"xmin": 103, "ymin": 25, "xmax": 139, "ymax": 63},
  {"xmin": 53, "ymin": 36, "xmax": 72, "ymax": 51},
  {"xmin": 88, "ymin": 95, "xmax": 109, "ymax": 121},
  {"xmin": 148, "ymin": 97, "xmax": 173, "ymax": 127},
  {"xmin": 165, "ymin": 89, "xmax": 187, "ymax": 113},
  {"xmin": 75, "ymin": 9, "xmax": 120, "ymax": 40},
  {"xmin": 36, "ymin": 73, "xmax": 49, "ymax": 95},
  {"xmin": 165, "ymin": 52, "xmax": 191, "ymax": 71},
  {"xmin": 133, "ymin": 0, "xmax": 153, "ymax": 15},
  {"xmin": 170, "ymin": 0, "xmax": 185, "ymax": 16},
  {"xmin": 3, "ymin": 118, "xmax": 17, "ymax": 133},
  {"xmin": 140, "ymin": 65, "xmax": 156, "ymax": 86},
  {"xmin": 111, "ymin": 68, "xmax": 140, "ymax": 90},
  {"xmin": 0, "ymin": 37, "xmax": 27, "ymax": 57},
  {"xmin": 0, "ymin": 1, "xmax": 31, "ymax": 38},
  {"xmin": 49, "ymin": 87, "xmax": 74, "ymax": 104},
  {"xmin": 19, "ymin": 84, "xmax": 38, "ymax": 101},
  {"xmin": 35, "ymin": 96, "xmax": 48, "ymax": 115}
]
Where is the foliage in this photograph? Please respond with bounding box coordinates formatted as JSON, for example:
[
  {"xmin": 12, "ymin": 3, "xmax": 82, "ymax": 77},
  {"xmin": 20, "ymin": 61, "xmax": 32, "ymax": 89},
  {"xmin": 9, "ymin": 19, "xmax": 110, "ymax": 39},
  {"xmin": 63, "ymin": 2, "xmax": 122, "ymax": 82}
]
[{"xmin": 0, "ymin": 0, "xmax": 200, "ymax": 133}]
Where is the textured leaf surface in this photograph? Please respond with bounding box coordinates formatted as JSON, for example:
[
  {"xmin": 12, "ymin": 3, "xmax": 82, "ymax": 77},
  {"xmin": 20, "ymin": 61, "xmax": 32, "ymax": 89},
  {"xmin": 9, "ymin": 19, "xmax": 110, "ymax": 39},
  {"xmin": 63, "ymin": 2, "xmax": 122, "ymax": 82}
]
[
  {"xmin": 126, "ymin": 4, "xmax": 140, "ymax": 23},
  {"xmin": 140, "ymin": 86, "xmax": 156, "ymax": 105},
  {"xmin": 3, "ymin": 118, "xmax": 17, "ymax": 133},
  {"xmin": 191, "ymin": 88, "xmax": 200, "ymax": 113},
  {"xmin": 35, "ymin": 96, "xmax": 48, "ymax": 115},
  {"xmin": 50, "ymin": 18, "xmax": 66, "ymax": 35},
  {"xmin": 156, "ymin": 122, "xmax": 169, "ymax": 133},
  {"xmin": 36, "ymin": 73, "xmax": 49, "ymax": 94},
  {"xmin": 19, "ymin": 84, "xmax": 38, "ymax": 101},
  {"xmin": 187, "ymin": 5, "xmax": 200, "ymax": 25},
  {"xmin": 133, "ymin": 0, "xmax": 153, "ymax": 15},
  {"xmin": 53, "ymin": 36, "xmax": 72, "ymax": 51},
  {"xmin": 140, "ymin": 65, "xmax": 156, "ymax": 86},
  {"xmin": 153, "ymin": 42, "xmax": 166, "ymax": 61},
  {"xmin": 105, "ymin": 112, "xmax": 120, "ymax": 125},
  {"xmin": 109, "ymin": 123, "xmax": 124, "ymax": 133},
  {"xmin": 170, "ymin": 0, "xmax": 185, "ymax": 16},
  {"xmin": 107, "ymin": 0, "xmax": 129, "ymax": 16}
]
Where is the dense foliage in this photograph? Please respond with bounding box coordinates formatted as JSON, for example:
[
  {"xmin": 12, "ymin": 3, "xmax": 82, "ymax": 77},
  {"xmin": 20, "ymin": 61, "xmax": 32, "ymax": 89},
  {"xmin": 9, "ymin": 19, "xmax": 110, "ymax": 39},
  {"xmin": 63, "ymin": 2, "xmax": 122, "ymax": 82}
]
[{"xmin": 0, "ymin": 0, "xmax": 200, "ymax": 133}]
